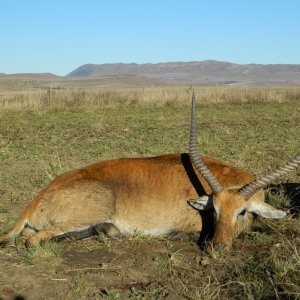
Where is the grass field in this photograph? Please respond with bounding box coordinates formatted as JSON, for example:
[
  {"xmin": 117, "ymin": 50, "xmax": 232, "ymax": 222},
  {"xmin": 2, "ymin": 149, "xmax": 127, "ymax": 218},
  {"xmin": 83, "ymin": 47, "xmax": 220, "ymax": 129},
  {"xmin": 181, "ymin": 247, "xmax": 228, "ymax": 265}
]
[{"xmin": 0, "ymin": 86, "xmax": 299, "ymax": 299}]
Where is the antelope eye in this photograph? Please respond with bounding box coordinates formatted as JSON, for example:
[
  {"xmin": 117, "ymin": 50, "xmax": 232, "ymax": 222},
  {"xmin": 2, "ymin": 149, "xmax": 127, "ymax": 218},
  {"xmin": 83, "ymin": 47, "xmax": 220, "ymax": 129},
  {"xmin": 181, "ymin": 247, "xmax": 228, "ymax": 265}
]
[{"xmin": 239, "ymin": 209, "xmax": 247, "ymax": 216}]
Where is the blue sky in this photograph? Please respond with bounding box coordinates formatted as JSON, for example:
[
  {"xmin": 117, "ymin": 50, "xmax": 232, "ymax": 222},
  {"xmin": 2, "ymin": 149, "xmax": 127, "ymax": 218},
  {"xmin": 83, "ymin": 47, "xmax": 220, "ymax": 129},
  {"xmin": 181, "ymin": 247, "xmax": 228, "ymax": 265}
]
[{"xmin": 1, "ymin": 0, "xmax": 299, "ymax": 75}]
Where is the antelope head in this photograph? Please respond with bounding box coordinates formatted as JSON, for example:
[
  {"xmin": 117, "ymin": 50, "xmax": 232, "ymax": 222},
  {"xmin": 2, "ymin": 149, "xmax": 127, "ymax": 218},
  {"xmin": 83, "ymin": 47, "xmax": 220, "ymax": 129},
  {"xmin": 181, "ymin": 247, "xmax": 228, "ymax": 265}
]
[{"xmin": 188, "ymin": 93, "xmax": 300, "ymax": 249}]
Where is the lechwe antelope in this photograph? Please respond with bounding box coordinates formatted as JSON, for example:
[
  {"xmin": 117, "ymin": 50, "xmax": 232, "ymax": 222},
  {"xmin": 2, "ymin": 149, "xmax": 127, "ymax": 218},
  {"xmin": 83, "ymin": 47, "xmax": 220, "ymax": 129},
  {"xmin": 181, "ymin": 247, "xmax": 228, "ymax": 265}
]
[{"xmin": 0, "ymin": 95, "xmax": 299, "ymax": 249}]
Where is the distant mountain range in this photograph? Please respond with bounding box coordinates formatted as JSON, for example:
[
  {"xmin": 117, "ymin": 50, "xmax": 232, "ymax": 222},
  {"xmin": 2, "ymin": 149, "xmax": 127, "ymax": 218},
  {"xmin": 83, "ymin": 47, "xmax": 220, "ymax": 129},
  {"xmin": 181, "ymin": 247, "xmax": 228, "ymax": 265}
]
[
  {"xmin": 0, "ymin": 73, "xmax": 59, "ymax": 79},
  {"xmin": 66, "ymin": 60, "xmax": 300, "ymax": 85},
  {"xmin": 2, "ymin": 60, "xmax": 300, "ymax": 85}
]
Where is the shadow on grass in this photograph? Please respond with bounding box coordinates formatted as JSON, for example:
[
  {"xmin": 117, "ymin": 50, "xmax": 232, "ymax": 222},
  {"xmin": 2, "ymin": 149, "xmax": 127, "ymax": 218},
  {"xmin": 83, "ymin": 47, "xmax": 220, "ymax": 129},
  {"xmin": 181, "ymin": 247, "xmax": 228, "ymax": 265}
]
[{"xmin": 267, "ymin": 182, "xmax": 300, "ymax": 217}]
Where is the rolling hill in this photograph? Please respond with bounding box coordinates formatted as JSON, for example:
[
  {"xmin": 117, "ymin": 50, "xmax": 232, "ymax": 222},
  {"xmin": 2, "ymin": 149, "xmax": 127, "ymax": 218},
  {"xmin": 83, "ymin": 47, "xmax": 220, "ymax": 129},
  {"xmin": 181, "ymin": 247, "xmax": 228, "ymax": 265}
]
[{"xmin": 66, "ymin": 60, "xmax": 300, "ymax": 85}]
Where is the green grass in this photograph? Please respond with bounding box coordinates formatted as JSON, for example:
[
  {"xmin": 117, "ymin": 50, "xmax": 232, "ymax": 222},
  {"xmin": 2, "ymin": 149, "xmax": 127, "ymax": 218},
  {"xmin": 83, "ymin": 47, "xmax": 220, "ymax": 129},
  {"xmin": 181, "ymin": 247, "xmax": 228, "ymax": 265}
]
[
  {"xmin": 17, "ymin": 242, "xmax": 62, "ymax": 265},
  {"xmin": 72, "ymin": 277, "xmax": 86, "ymax": 294},
  {"xmin": 99, "ymin": 289, "xmax": 121, "ymax": 299},
  {"xmin": 0, "ymin": 92, "xmax": 299, "ymax": 299},
  {"xmin": 0, "ymin": 205, "xmax": 8, "ymax": 213},
  {"xmin": 0, "ymin": 100, "xmax": 298, "ymax": 213}
]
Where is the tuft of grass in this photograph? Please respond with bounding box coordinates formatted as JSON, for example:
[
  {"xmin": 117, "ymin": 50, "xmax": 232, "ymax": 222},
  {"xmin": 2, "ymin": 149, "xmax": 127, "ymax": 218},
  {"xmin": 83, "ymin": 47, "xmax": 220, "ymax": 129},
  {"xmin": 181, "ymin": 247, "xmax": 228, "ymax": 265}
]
[
  {"xmin": 18, "ymin": 242, "xmax": 62, "ymax": 265},
  {"xmin": 99, "ymin": 288, "xmax": 121, "ymax": 299},
  {"xmin": 71, "ymin": 277, "xmax": 86, "ymax": 294},
  {"xmin": 243, "ymin": 231, "xmax": 273, "ymax": 245},
  {"xmin": 0, "ymin": 216, "xmax": 17, "ymax": 236},
  {"xmin": 0, "ymin": 204, "xmax": 8, "ymax": 213},
  {"xmin": 153, "ymin": 255, "xmax": 170, "ymax": 268},
  {"xmin": 168, "ymin": 248, "xmax": 183, "ymax": 262},
  {"xmin": 96, "ymin": 235, "xmax": 111, "ymax": 249},
  {"xmin": 154, "ymin": 249, "xmax": 184, "ymax": 268},
  {"xmin": 128, "ymin": 286, "xmax": 167, "ymax": 300},
  {"xmin": 27, "ymin": 242, "xmax": 62, "ymax": 257},
  {"xmin": 206, "ymin": 244, "xmax": 226, "ymax": 260}
]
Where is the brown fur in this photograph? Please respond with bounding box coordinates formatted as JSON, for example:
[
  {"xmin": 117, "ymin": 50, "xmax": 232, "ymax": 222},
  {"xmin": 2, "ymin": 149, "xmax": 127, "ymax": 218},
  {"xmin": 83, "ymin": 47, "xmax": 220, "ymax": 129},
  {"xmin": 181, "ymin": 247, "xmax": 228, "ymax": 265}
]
[
  {"xmin": 212, "ymin": 189, "xmax": 263, "ymax": 246},
  {"xmin": 0, "ymin": 153, "xmax": 258, "ymax": 247}
]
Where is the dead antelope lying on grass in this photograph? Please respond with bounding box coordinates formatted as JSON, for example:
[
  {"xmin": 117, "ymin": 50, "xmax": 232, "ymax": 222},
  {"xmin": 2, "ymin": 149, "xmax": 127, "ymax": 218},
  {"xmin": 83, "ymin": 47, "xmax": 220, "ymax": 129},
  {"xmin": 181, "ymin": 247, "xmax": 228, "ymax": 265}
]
[{"xmin": 0, "ymin": 95, "xmax": 299, "ymax": 249}]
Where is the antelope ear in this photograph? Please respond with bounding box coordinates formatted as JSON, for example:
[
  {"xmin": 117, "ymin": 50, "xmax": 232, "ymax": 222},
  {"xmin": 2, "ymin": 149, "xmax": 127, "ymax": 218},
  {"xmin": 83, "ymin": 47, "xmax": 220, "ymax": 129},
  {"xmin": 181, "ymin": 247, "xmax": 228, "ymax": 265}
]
[
  {"xmin": 248, "ymin": 201, "xmax": 286, "ymax": 219},
  {"xmin": 188, "ymin": 195, "xmax": 213, "ymax": 211}
]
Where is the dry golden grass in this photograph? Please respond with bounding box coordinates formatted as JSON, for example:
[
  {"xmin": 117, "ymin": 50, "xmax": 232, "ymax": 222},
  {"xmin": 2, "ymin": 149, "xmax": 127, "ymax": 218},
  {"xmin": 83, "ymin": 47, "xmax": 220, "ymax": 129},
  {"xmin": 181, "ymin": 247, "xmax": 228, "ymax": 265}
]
[{"xmin": 0, "ymin": 85, "xmax": 300, "ymax": 111}]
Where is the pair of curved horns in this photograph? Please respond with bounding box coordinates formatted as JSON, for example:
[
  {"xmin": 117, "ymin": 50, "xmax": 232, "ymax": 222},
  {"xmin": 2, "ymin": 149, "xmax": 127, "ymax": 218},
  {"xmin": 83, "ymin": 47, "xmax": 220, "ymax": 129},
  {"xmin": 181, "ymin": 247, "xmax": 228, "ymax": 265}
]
[{"xmin": 189, "ymin": 93, "xmax": 300, "ymax": 199}]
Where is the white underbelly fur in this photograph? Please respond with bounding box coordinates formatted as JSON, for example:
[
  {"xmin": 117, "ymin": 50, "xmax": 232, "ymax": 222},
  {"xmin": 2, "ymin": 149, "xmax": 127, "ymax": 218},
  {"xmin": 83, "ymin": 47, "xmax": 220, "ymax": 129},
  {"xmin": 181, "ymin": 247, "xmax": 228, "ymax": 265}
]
[{"xmin": 112, "ymin": 218, "xmax": 170, "ymax": 236}]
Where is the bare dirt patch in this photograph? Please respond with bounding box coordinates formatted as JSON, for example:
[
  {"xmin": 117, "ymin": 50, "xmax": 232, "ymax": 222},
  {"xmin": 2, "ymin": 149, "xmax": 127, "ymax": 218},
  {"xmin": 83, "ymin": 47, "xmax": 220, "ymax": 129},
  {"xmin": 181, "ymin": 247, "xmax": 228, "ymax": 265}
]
[{"xmin": 0, "ymin": 237, "xmax": 203, "ymax": 299}]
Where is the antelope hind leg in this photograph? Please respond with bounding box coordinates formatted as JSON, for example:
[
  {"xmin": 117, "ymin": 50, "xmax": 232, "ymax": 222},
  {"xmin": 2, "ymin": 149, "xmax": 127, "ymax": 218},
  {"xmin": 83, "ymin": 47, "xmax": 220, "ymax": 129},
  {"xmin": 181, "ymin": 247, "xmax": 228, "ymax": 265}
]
[{"xmin": 25, "ymin": 225, "xmax": 78, "ymax": 247}]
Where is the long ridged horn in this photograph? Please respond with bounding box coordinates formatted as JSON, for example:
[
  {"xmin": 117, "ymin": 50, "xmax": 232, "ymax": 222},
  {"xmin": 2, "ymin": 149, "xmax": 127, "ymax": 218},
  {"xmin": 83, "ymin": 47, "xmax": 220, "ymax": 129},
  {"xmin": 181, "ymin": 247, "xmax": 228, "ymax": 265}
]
[
  {"xmin": 239, "ymin": 152, "xmax": 300, "ymax": 199},
  {"xmin": 189, "ymin": 93, "xmax": 223, "ymax": 193}
]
